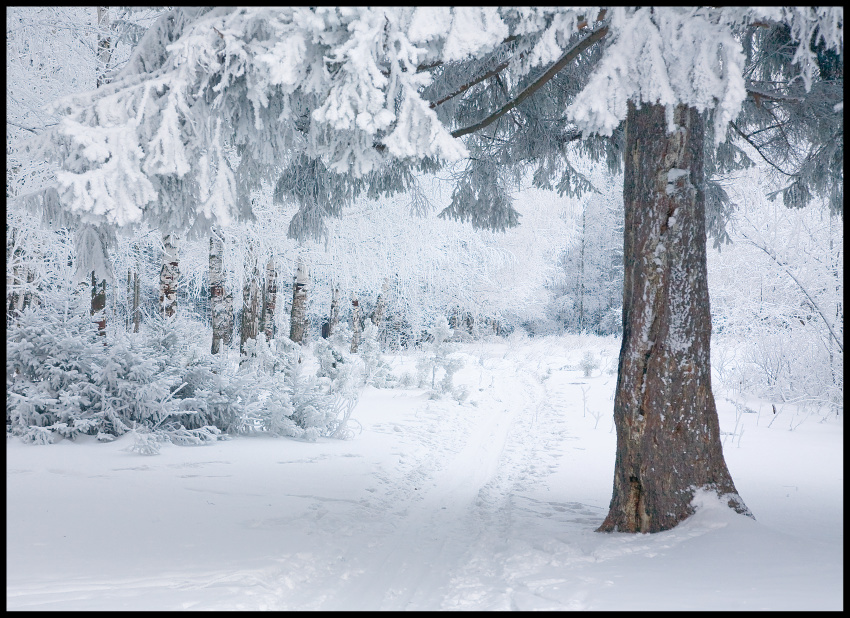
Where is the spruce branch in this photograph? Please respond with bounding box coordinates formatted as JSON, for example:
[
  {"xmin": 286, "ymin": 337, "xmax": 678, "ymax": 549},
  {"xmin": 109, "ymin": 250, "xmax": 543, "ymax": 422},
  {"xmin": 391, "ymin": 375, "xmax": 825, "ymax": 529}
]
[
  {"xmin": 730, "ymin": 121, "xmax": 795, "ymax": 177},
  {"xmin": 451, "ymin": 23, "xmax": 610, "ymax": 139}
]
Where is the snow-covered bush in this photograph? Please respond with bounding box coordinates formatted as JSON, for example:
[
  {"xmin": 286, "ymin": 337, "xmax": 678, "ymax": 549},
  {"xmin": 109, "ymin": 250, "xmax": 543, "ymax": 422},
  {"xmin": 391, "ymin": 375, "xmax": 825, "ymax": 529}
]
[
  {"xmin": 416, "ymin": 317, "xmax": 464, "ymax": 398},
  {"xmin": 7, "ymin": 304, "xmax": 102, "ymax": 443},
  {"xmin": 579, "ymin": 351, "xmax": 600, "ymax": 377},
  {"xmin": 7, "ymin": 297, "xmax": 357, "ymax": 445},
  {"xmin": 315, "ymin": 323, "xmax": 363, "ymax": 393},
  {"xmin": 358, "ymin": 322, "xmax": 396, "ymax": 388},
  {"xmin": 6, "ymin": 302, "xmax": 186, "ymax": 442}
]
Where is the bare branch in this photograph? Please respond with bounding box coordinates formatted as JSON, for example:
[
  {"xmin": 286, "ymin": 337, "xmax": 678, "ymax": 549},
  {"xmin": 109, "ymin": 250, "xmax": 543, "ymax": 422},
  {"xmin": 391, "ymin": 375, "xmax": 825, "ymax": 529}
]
[{"xmin": 739, "ymin": 229, "xmax": 843, "ymax": 354}]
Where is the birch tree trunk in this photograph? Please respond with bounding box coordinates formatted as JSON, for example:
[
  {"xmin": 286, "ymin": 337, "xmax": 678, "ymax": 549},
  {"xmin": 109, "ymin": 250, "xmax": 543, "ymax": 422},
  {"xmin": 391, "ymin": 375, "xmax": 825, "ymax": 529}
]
[
  {"xmin": 84, "ymin": 8, "xmax": 112, "ymax": 338},
  {"xmin": 577, "ymin": 207, "xmax": 586, "ymax": 331},
  {"xmin": 126, "ymin": 269, "xmax": 132, "ymax": 331},
  {"xmin": 263, "ymin": 257, "xmax": 277, "ymax": 341},
  {"xmin": 159, "ymin": 232, "xmax": 179, "ymax": 318},
  {"xmin": 598, "ymin": 102, "xmax": 750, "ymax": 534},
  {"xmin": 7, "ymin": 227, "xmax": 25, "ymax": 324},
  {"xmin": 371, "ymin": 280, "xmax": 389, "ymax": 327},
  {"xmin": 289, "ymin": 256, "xmax": 309, "ymax": 344},
  {"xmin": 209, "ymin": 233, "xmax": 227, "ymax": 354},
  {"xmin": 91, "ymin": 271, "xmax": 106, "ymax": 339},
  {"xmin": 328, "ymin": 286, "xmax": 341, "ymax": 336},
  {"xmin": 96, "ymin": 7, "xmax": 112, "ymax": 88},
  {"xmin": 240, "ymin": 266, "xmax": 261, "ymax": 355},
  {"xmin": 223, "ymin": 290, "xmax": 234, "ymax": 347},
  {"xmin": 350, "ymin": 292, "xmax": 362, "ymax": 353},
  {"xmin": 132, "ymin": 269, "xmax": 140, "ymax": 333}
]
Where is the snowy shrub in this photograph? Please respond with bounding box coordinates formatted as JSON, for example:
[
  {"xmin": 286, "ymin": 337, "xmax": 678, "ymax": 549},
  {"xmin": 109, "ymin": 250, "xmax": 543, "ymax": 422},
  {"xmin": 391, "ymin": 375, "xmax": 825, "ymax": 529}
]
[
  {"xmin": 579, "ymin": 351, "xmax": 600, "ymax": 377},
  {"xmin": 416, "ymin": 317, "xmax": 464, "ymax": 398},
  {"xmin": 7, "ymin": 305, "xmax": 102, "ymax": 441},
  {"xmin": 358, "ymin": 322, "xmax": 396, "ymax": 388},
  {"xmin": 315, "ymin": 323, "xmax": 364, "ymax": 393}
]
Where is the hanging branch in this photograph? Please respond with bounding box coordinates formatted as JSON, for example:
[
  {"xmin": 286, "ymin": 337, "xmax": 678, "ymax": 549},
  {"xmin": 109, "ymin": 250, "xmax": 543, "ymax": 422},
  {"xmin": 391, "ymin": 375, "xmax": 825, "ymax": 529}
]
[
  {"xmin": 730, "ymin": 121, "xmax": 795, "ymax": 177},
  {"xmin": 450, "ymin": 23, "xmax": 610, "ymax": 139}
]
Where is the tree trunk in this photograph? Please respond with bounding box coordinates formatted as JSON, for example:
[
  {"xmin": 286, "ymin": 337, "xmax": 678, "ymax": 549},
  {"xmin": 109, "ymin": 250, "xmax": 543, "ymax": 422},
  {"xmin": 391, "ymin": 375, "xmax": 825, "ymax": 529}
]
[
  {"xmin": 96, "ymin": 7, "xmax": 112, "ymax": 88},
  {"xmin": 598, "ymin": 101, "xmax": 751, "ymax": 534},
  {"xmin": 91, "ymin": 271, "xmax": 106, "ymax": 338},
  {"xmin": 159, "ymin": 232, "xmax": 179, "ymax": 318},
  {"xmin": 578, "ymin": 206, "xmax": 586, "ymax": 331},
  {"xmin": 263, "ymin": 257, "xmax": 277, "ymax": 341},
  {"xmin": 328, "ymin": 286, "xmax": 341, "ymax": 336},
  {"xmin": 289, "ymin": 256, "xmax": 309, "ymax": 344},
  {"xmin": 350, "ymin": 292, "xmax": 362, "ymax": 353},
  {"xmin": 223, "ymin": 290, "xmax": 234, "ymax": 346},
  {"xmin": 126, "ymin": 269, "xmax": 132, "ymax": 331},
  {"xmin": 7, "ymin": 226, "xmax": 24, "ymax": 323},
  {"xmin": 209, "ymin": 233, "xmax": 226, "ymax": 354},
  {"xmin": 132, "ymin": 269, "xmax": 140, "ymax": 333},
  {"xmin": 240, "ymin": 266, "xmax": 261, "ymax": 355}
]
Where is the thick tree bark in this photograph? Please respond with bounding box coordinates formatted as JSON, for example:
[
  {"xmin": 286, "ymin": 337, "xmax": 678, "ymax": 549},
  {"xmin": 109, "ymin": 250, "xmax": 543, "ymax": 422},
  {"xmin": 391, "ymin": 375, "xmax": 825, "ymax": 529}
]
[
  {"xmin": 159, "ymin": 232, "xmax": 179, "ymax": 318},
  {"xmin": 289, "ymin": 256, "xmax": 309, "ymax": 344},
  {"xmin": 598, "ymin": 101, "xmax": 751, "ymax": 534},
  {"xmin": 209, "ymin": 233, "xmax": 226, "ymax": 354},
  {"xmin": 240, "ymin": 266, "xmax": 261, "ymax": 355},
  {"xmin": 263, "ymin": 257, "xmax": 277, "ymax": 341}
]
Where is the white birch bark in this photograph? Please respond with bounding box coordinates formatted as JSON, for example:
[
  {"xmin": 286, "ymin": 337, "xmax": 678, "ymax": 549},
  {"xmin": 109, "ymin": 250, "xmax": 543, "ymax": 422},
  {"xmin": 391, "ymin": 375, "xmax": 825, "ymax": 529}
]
[
  {"xmin": 159, "ymin": 232, "xmax": 179, "ymax": 318},
  {"xmin": 240, "ymin": 266, "xmax": 261, "ymax": 355},
  {"xmin": 263, "ymin": 257, "xmax": 277, "ymax": 341},
  {"xmin": 328, "ymin": 285, "xmax": 341, "ymax": 336},
  {"xmin": 289, "ymin": 256, "xmax": 309, "ymax": 344},
  {"xmin": 350, "ymin": 292, "xmax": 362, "ymax": 353},
  {"xmin": 209, "ymin": 233, "xmax": 226, "ymax": 354}
]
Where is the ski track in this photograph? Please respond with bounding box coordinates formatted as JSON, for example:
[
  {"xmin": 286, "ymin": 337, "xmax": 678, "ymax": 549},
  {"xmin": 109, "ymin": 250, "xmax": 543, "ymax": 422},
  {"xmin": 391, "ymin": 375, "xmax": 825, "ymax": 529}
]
[{"xmin": 313, "ymin": 346, "xmax": 589, "ymax": 610}]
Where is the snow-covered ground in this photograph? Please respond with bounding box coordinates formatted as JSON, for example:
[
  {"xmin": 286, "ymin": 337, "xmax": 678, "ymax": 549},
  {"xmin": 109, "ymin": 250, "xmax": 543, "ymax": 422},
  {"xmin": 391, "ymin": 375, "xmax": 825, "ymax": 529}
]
[{"xmin": 6, "ymin": 334, "xmax": 843, "ymax": 610}]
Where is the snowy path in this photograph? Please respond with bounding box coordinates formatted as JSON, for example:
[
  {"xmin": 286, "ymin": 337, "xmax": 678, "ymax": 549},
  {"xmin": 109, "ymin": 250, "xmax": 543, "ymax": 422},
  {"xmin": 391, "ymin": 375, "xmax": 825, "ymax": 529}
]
[
  {"xmin": 324, "ymin": 354, "xmax": 551, "ymax": 610},
  {"xmin": 6, "ymin": 337, "xmax": 843, "ymax": 610}
]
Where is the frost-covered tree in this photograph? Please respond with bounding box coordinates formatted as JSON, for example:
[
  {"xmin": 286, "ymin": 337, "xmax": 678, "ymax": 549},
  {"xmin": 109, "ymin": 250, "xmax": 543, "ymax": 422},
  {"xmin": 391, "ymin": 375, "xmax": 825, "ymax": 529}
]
[{"xmin": 29, "ymin": 7, "xmax": 842, "ymax": 533}]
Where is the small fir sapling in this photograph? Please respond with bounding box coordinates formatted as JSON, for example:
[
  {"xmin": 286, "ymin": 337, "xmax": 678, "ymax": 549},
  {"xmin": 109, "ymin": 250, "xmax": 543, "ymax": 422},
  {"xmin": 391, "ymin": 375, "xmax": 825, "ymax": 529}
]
[
  {"xmin": 416, "ymin": 316, "xmax": 464, "ymax": 398},
  {"xmin": 579, "ymin": 350, "xmax": 600, "ymax": 377},
  {"xmin": 314, "ymin": 322, "xmax": 364, "ymax": 392},
  {"xmin": 358, "ymin": 321, "xmax": 396, "ymax": 388}
]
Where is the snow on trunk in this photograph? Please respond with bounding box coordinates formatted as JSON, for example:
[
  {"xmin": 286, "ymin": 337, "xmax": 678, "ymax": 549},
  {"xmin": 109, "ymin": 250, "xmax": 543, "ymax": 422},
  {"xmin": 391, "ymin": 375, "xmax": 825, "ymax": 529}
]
[
  {"xmin": 263, "ymin": 257, "xmax": 277, "ymax": 342},
  {"xmin": 350, "ymin": 292, "xmax": 362, "ymax": 353},
  {"xmin": 327, "ymin": 285, "xmax": 341, "ymax": 337},
  {"xmin": 599, "ymin": 101, "xmax": 751, "ymax": 534},
  {"xmin": 371, "ymin": 280, "xmax": 389, "ymax": 328},
  {"xmin": 159, "ymin": 232, "xmax": 179, "ymax": 318},
  {"xmin": 240, "ymin": 265, "xmax": 261, "ymax": 355},
  {"xmin": 289, "ymin": 256, "xmax": 308, "ymax": 344},
  {"xmin": 90, "ymin": 271, "xmax": 106, "ymax": 339},
  {"xmin": 209, "ymin": 233, "xmax": 227, "ymax": 354}
]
